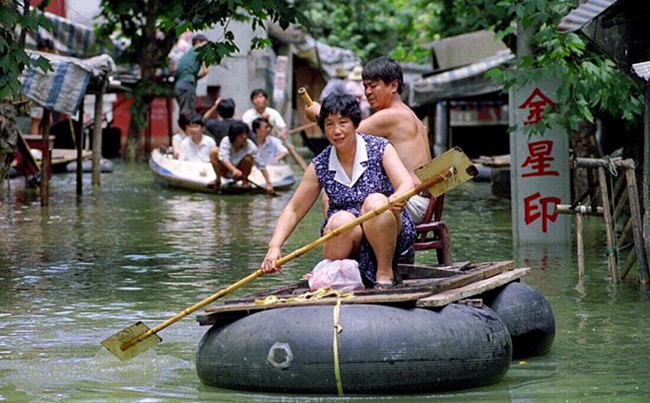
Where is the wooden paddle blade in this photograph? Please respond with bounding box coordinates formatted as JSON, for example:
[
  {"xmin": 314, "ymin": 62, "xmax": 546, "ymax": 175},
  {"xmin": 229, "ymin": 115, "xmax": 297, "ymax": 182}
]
[
  {"xmin": 101, "ymin": 321, "xmax": 162, "ymax": 361},
  {"xmin": 415, "ymin": 147, "xmax": 477, "ymax": 198}
]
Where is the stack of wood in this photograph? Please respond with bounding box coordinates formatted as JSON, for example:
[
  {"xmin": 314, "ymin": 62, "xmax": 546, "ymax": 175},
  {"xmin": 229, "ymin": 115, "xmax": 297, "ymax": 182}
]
[{"xmin": 197, "ymin": 261, "xmax": 529, "ymax": 326}]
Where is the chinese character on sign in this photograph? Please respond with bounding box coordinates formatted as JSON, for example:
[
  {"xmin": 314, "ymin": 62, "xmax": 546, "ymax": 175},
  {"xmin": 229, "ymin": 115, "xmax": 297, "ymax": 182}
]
[
  {"xmin": 518, "ymin": 88, "xmax": 555, "ymax": 126},
  {"xmin": 524, "ymin": 192, "xmax": 561, "ymax": 233},
  {"xmin": 521, "ymin": 140, "xmax": 559, "ymax": 177}
]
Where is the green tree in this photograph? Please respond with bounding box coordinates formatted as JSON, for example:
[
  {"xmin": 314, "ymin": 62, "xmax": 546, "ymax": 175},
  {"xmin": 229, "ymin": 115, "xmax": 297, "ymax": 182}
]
[
  {"xmin": 297, "ymin": 0, "xmax": 434, "ymax": 64},
  {"xmin": 0, "ymin": 0, "xmax": 53, "ymax": 185},
  {"xmin": 436, "ymin": 0, "xmax": 643, "ymax": 134},
  {"xmin": 96, "ymin": 0, "xmax": 307, "ymax": 161}
]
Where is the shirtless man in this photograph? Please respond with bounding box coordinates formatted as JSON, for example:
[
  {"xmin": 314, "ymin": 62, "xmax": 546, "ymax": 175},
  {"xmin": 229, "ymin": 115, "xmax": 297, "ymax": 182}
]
[{"xmin": 306, "ymin": 56, "xmax": 431, "ymax": 223}]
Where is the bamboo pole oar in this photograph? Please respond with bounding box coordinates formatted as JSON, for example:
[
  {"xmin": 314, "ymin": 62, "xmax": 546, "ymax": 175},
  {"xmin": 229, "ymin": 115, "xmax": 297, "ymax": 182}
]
[
  {"xmin": 299, "ymin": 87, "xmax": 313, "ymax": 107},
  {"xmin": 288, "ymin": 121, "xmax": 317, "ymax": 135},
  {"xmin": 101, "ymin": 160, "xmax": 466, "ymax": 361}
]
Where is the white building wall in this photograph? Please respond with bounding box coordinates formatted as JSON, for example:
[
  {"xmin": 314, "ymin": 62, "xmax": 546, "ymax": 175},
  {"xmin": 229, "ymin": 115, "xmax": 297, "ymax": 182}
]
[{"xmin": 199, "ymin": 22, "xmax": 276, "ymax": 120}]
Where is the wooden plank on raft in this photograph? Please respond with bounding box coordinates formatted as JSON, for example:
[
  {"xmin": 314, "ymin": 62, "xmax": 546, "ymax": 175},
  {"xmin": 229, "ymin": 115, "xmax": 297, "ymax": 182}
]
[
  {"xmin": 406, "ymin": 260, "xmax": 515, "ymax": 291},
  {"xmin": 398, "ymin": 261, "xmax": 471, "ymax": 279},
  {"xmin": 198, "ymin": 261, "xmax": 516, "ymax": 326},
  {"xmin": 416, "ymin": 268, "xmax": 531, "ymax": 308},
  {"xmin": 197, "ymin": 291, "xmax": 433, "ymax": 326}
]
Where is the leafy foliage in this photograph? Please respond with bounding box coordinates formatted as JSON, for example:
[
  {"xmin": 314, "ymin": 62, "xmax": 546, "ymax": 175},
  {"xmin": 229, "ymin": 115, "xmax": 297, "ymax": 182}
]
[
  {"xmin": 454, "ymin": 0, "xmax": 644, "ymax": 133},
  {"xmin": 0, "ymin": 0, "xmax": 53, "ymax": 99},
  {"xmin": 95, "ymin": 0, "xmax": 307, "ymax": 159},
  {"xmin": 296, "ymin": 0, "xmax": 434, "ymax": 64},
  {"xmin": 300, "ymin": 0, "xmax": 642, "ymax": 135}
]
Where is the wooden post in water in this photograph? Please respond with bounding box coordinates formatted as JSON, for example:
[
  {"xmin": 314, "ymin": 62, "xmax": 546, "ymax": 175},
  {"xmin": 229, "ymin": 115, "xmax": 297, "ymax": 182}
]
[
  {"xmin": 576, "ymin": 207, "xmax": 584, "ymax": 280},
  {"xmin": 40, "ymin": 109, "xmax": 51, "ymax": 206},
  {"xmin": 76, "ymin": 99, "xmax": 85, "ymax": 196},
  {"xmin": 625, "ymin": 167, "xmax": 650, "ymax": 284},
  {"xmin": 92, "ymin": 80, "xmax": 107, "ymax": 186},
  {"xmin": 597, "ymin": 166, "xmax": 618, "ymax": 283}
]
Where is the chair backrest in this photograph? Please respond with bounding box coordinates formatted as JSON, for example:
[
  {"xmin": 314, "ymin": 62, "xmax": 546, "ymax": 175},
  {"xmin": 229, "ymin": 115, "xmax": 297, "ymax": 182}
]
[{"xmin": 421, "ymin": 194, "xmax": 445, "ymax": 225}]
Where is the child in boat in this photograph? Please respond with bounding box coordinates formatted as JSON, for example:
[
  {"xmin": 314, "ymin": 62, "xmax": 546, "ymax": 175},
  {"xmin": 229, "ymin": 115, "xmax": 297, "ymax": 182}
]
[
  {"xmin": 178, "ymin": 114, "xmax": 217, "ymax": 163},
  {"xmin": 261, "ymin": 94, "xmax": 415, "ymax": 288},
  {"xmin": 172, "ymin": 111, "xmax": 191, "ymax": 159},
  {"xmin": 252, "ymin": 117, "xmax": 289, "ymax": 166},
  {"xmin": 213, "ymin": 120, "xmax": 273, "ymax": 193}
]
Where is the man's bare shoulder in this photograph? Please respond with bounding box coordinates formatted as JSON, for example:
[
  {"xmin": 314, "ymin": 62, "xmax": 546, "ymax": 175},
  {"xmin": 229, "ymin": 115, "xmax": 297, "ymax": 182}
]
[{"xmin": 358, "ymin": 107, "xmax": 412, "ymax": 136}]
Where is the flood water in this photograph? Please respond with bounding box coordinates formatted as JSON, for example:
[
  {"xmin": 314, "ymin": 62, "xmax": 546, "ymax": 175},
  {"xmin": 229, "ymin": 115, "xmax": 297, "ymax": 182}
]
[{"xmin": 1, "ymin": 162, "xmax": 650, "ymax": 402}]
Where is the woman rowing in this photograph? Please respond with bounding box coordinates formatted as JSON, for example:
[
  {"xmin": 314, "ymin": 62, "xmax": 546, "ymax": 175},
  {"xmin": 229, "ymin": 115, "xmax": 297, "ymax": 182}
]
[{"xmin": 261, "ymin": 94, "xmax": 415, "ymax": 288}]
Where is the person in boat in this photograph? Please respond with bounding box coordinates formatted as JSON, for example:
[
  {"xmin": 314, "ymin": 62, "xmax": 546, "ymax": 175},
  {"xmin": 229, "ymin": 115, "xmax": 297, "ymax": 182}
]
[
  {"xmin": 213, "ymin": 120, "xmax": 273, "ymax": 193},
  {"xmin": 179, "ymin": 114, "xmax": 218, "ymax": 166},
  {"xmin": 261, "ymin": 94, "xmax": 415, "ymax": 288},
  {"xmin": 242, "ymin": 89, "xmax": 288, "ymax": 141},
  {"xmin": 171, "ymin": 111, "xmax": 191, "ymax": 159},
  {"xmin": 306, "ymin": 57, "xmax": 432, "ymax": 224},
  {"xmin": 203, "ymin": 98, "xmax": 242, "ymax": 144},
  {"xmin": 252, "ymin": 117, "xmax": 289, "ymax": 166}
]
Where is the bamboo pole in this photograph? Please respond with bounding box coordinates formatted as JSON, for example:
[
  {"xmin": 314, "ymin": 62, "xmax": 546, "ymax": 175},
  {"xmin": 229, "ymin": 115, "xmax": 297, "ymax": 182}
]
[
  {"xmin": 624, "ymin": 167, "xmax": 649, "ymax": 284},
  {"xmin": 598, "ymin": 166, "xmax": 619, "ymax": 283},
  {"xmin": 575, "ymin": 157, "xmax": 635, "ymax": 170},
  {"xmin": 576, "ymin": 210, "xmax": 584, "ymax": 281},
  {"xmin": 617, "ymin": 219, "xmax": 634, "ymax": 250},
  {"xmin": 557, "ymin": 204, "xmax": 602, "ymax": 217},
  {"xmin": 76, "ymin": 100, "xmax": 85, "ymax": 196},
  {"xmin": 620, "ymin": 249, "xmax": 637, "ymax": 282},
  {"xmin": 119, "ymin": 168, "xmax": 456, "ymax": 352},
  {"xmin": 92, "ymin": 79, "xmax": 107, "ymax": 186},
  {"xmin": 40, "ymin": 109, "xmax": 51, "ymax": 206}
]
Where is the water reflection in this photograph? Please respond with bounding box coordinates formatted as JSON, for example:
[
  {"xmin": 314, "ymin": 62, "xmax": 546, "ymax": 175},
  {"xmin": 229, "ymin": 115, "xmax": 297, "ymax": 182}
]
[{"xmin": 1, "ymin": 164, "xmax": 650, "ymax": 401}]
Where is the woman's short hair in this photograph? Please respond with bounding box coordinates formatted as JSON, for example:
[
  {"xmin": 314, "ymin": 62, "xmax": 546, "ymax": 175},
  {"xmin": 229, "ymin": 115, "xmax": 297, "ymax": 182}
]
[
  {"xmin": 252, "ymin": 117, "xmax": 271, "ymax": 134},
  {"xmin": 217, "ymin": 98, "xmax": 235, "ymax": 119},
  {"xmin": 228, "ymin": 120, "xmax": 250, "ymax": 143},
  {"xmin": 362, "ymin": 56, "xmax": 404, "ymax": 94},
  {"xmin": 318, "ymin": 94, "xmax": 362, "ymax": 132}
]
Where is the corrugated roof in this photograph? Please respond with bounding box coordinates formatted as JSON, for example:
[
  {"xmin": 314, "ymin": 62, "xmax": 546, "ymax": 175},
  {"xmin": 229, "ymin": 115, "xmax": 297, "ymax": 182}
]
[
  {"xmin": 557, "ymin": 0, "xmax": 619, "ymax": 33},
  {"xmin": 631, "ymin": 61, "xmax": 650, "ymax": 82},
  {"xmin": 409, "ymin": 50, "xmax": 514, "ymax": 106}
]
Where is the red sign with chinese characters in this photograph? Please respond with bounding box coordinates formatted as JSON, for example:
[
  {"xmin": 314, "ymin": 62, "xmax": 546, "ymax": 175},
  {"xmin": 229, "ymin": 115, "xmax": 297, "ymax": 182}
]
[
  {"xmin": 521, "ymin": 140, "xmax": 559, "ymax": 177},
  {"xmin": 518, "ymin": 88, "xmax": 555, "ymax": 126},
  {"xmin": 524, "ymin": 192, "xmax": 560, "ymax": 233}
]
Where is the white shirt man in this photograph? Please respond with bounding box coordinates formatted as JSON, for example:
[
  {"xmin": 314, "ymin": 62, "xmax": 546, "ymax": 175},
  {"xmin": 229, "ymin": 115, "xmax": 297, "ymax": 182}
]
[
  {"xmin": 179, "ymin": 135, "xmax": 216, "ymax": 163},
  {"xmin": 218, "ymin": 136, "xmax": 265, "ymax": 170},
  {"xmin": 258, "ymin": 136, "xmax": 288, "ymax": 166},
  {"xmin": 241, "ymin": 89, "xmax": 287, "ymax": 140}
]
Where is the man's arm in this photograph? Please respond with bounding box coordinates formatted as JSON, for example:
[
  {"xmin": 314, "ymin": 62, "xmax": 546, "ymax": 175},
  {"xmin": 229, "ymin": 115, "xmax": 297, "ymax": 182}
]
[
  {"xmin": 203, "ymin": 98, "xmax": 221, "ymax": 120},
  {"xmin": 197, "ymin": 63, "xmax": 209, "ymax": 79},
  {"xmin": 356, "ymin": 109, "xmax": 400, "ymax": 138}
]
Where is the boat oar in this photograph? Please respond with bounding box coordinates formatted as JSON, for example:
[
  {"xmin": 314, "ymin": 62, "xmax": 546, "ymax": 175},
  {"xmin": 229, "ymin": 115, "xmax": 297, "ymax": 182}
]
[
  {"xmin": 241, "ymin": 176, "xmax": 278, "ymax": 197},
  {"xmin": 101, "ymin": 148, "xmax": 476, "ymax": 361}
]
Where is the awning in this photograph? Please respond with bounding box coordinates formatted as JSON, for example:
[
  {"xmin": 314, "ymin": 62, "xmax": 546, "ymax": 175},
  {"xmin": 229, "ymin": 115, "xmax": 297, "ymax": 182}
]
[
  {"xmin": 21, "ymin": 51, "xmax": 117, "ymax": 115},
  {"xmin": 557, "ymin": 0, "xmax": 618, "ymax": 33},
  {"xmin": 556, "ymin": 0, "xmax": 650, "ymax": 70},
  {"xmin": 632, "ymin": 61, "xmax": 650, "ymax": 82},
  {"xmin": 409, "ymin": 50, "xmax": 514, "ymax": 107}
]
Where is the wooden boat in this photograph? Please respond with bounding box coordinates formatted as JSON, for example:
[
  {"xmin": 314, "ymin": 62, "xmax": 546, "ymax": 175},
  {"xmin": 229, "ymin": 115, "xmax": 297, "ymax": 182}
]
[
  {"xmin": 195, "ymin": 261, "xmax": 555, "ymax": 394},
  {"xmin": 149, "ymin": 148, "xmax": 297, "ymax": 194}
]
